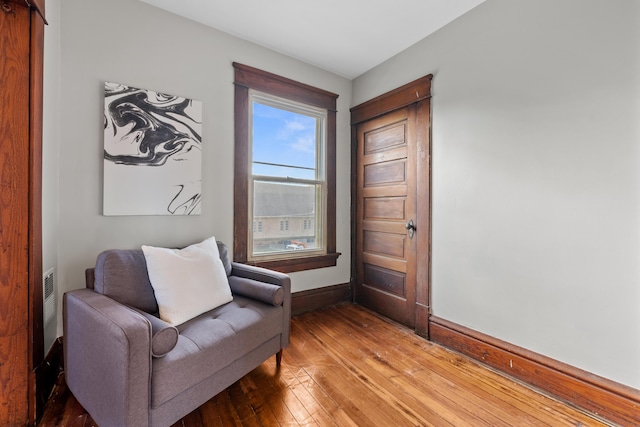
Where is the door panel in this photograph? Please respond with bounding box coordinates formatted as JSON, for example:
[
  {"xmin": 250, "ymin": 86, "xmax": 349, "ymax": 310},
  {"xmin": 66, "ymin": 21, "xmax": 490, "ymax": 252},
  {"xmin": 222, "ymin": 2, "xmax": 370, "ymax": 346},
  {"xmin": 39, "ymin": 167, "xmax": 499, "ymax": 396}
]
[
  {"xmin": 364, "ymin": 122, "xmax": 406, "ymax": 154},
  {"xmin": 363, "ymin": 230, "xmax": 406, "ymax": 258},
  {"xmin": 363, "ymin": 264, "xmax": 406, "ymax": 297},
  {"xmin": 364, "ymin": 197, "xmax": 406, "ymax": 221}
]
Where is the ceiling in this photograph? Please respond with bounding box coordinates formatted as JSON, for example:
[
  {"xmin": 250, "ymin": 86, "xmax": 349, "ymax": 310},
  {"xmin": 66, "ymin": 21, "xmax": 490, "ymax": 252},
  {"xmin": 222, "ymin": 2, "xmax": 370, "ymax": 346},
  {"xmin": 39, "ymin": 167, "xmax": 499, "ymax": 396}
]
[{"xmin": 139, "ymin": 0, "xmax": 485, "ymax": 79}]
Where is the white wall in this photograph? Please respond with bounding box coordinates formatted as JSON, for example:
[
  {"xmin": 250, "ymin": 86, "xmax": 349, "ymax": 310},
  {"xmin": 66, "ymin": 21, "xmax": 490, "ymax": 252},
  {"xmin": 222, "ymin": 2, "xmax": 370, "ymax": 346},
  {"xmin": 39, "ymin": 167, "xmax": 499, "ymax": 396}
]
[
  {"xmin": 354, "ymin": 0, "xmax": 640, "ymax": 389},
  {"xmin": 43, "ymin": 0, "xmax": 61, "ymax": 353},
  {"xmin": 54, "ymin": 0, "xmax": 352, "ymax": 336}
]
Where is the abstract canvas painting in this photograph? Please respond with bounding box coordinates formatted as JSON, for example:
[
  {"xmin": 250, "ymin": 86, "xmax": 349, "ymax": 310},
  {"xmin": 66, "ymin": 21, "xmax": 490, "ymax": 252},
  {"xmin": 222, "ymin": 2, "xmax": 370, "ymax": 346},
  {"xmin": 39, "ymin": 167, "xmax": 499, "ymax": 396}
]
[{"xmin": 103, "ymin": 82, "xmax": 202, "ymax": 215}]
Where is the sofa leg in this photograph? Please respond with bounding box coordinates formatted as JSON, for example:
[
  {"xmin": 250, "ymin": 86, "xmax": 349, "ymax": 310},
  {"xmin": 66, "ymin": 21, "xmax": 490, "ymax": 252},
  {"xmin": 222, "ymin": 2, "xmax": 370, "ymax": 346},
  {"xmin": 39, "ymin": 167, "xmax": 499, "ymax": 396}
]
[{"xmin": 276, "ymin": 349, "xmax": 283, "ymax": 366}]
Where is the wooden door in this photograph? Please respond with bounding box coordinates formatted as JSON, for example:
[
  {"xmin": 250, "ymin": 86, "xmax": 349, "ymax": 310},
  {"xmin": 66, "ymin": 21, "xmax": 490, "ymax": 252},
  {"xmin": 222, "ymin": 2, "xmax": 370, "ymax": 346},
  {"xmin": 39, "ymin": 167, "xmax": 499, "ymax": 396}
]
[{"xmin": 351, "ymin": 76, "xmax": 432, "ymax": 334}]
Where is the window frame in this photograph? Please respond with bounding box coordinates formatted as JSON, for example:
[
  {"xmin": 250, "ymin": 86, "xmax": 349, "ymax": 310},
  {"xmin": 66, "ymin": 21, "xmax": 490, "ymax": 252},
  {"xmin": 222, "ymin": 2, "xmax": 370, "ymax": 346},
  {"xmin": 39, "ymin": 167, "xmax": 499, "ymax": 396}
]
[{"xmin": 233, "ymin": 62, "xmax": 340, "ymax": 273}]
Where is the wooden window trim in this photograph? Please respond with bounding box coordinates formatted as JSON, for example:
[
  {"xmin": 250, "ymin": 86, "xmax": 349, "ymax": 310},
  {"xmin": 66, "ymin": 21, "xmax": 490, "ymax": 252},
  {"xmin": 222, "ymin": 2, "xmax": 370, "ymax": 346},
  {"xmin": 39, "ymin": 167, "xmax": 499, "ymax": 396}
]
[{"xmin": 233, "ymin": 63, "xmax": 340, "ymax": 273}]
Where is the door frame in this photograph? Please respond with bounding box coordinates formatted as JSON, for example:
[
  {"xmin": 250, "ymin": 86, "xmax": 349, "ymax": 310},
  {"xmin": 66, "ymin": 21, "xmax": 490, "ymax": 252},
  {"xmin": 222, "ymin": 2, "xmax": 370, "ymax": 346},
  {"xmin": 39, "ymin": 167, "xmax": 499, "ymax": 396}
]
[{"xmin": 350, "ymin": 75, "xmax": 432, "ymax": 337}]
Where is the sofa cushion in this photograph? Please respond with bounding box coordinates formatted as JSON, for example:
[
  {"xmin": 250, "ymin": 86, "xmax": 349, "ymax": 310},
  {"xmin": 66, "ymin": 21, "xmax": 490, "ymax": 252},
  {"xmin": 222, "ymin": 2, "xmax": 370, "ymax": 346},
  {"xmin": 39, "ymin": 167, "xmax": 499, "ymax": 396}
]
[
  {"xmin": 228, "ymin": 276, "xmax": 284, "ymax": 306},
  {"xmin": 142, "ymin": 237, "xmax": 233, "ymax": 326},
  {"xmin": 150, "ymin": 295, "xmax": 283, "ymax": 407},
  {"xmin": 94, "ymin": 249, "xmax": 158, "ymax": 314}
]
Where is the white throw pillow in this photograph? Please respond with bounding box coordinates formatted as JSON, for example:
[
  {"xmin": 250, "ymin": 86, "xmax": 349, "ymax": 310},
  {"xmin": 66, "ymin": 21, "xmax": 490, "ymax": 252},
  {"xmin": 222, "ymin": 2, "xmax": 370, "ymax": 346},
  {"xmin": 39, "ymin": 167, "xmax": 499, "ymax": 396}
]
[{"xmin": 142, "ymin": 237, "xmax": 232, "ymax": 326}]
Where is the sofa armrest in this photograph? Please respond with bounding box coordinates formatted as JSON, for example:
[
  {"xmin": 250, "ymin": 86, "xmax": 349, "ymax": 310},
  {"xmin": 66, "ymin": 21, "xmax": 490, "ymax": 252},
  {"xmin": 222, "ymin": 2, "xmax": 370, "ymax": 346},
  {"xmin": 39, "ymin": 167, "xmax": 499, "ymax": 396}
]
[
  {"xmin": 230, "ymin": 262, "xmax": 291, "ymax": 347},
  {"xmin": 228, "ymin": 276, "xmax": 284, "ymax": 306},
  {"xmin": 230, "ymin": 262, "xmax": 290, "ymax": 287},
  {"xmin": 131, "ymin": 308, "xmax": 179, "ymax": 357},
  {"xmin": 63, "ymin": 289, "xmax": 151, "ymax": 427}
]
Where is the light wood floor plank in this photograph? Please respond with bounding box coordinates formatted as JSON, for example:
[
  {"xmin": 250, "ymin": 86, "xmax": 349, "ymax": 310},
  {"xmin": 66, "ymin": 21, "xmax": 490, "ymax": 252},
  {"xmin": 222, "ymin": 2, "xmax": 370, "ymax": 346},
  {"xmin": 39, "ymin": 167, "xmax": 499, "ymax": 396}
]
[
  {"xmin": 332, "ymin": 305, "xmax": 606, "ymax": 427},
  {"xmin": 295, "ymin": 309, "xmax": 495, "ymax": 426},
  {"xmin": 316, "ymin": 306, "xmax": 551, "ymax": 425},
  {"xmin": 292, "ymin": 314, "xmax": 463, "ymax": 425}
]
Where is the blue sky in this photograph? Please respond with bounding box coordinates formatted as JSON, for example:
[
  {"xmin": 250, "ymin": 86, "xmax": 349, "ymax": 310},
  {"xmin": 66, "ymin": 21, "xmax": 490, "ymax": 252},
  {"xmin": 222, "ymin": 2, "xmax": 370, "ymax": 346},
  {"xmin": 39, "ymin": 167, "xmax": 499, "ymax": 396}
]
[{"xmin": 252, "ymin": 102, "xmax": 317, "ymax": 180}]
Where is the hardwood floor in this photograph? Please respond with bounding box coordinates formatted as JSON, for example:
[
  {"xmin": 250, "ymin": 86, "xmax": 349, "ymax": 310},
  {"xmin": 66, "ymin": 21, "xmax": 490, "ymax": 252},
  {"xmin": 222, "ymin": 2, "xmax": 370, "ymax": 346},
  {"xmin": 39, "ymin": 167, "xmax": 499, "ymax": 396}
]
[{"xmin": 39, "ymin": 304, "xmax": 615, "ymax": 426}]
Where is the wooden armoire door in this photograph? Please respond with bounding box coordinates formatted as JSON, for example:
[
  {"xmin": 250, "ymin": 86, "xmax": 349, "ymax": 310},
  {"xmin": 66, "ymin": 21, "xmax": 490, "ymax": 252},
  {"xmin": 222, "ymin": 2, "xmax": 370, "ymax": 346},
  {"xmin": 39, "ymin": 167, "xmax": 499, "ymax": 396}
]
[
  {"xmin": 351, "ymin": 76, "xmax": 432, "ymax": 336},
  {"xmin": 0, "ymin": 1, "xmax": 45, "ymax": 425}
]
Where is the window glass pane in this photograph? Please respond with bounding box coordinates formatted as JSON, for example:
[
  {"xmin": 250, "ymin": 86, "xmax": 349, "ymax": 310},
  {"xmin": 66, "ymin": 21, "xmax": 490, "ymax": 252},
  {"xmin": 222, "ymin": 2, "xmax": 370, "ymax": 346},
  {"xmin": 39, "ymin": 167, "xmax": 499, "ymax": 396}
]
[
  {"xmin": 252, "ymin": 102, "xmax": 317, "ymax": 180},
  {"xmin": 252, "ymin": 181, "xmax": 319, "ymax": 255}
]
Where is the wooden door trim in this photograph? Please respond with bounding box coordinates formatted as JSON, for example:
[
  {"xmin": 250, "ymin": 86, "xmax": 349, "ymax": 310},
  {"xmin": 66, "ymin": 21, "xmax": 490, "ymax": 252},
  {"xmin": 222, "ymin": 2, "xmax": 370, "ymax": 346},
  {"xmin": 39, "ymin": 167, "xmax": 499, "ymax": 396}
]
[
  {"xmin": 351, "ymin": 75, "xmax": 432, "ymax": 336},
  {"xmin": 1, "ymin": 5, "xmax": 31, "ymax": 423},
  {"xmin": 351, "ymin": 75, "xmax": 432, "ymax": 125},
  {"xmin": 30, "ymin": 5, "xmax": 46, "ymax": 422},
  {"xmin": 0, "ymin": 2, "xmax": 45, "ymax": 424},
  {"xmin": 413, "ymin": 98, "xmax": 431, "ymax": 338}
]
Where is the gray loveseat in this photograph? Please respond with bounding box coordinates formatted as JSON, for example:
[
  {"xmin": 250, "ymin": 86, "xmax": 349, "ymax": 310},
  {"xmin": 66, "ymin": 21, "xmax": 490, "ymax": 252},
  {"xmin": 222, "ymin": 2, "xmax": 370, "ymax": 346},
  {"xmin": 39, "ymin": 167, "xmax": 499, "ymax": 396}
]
[{"xmin": 63, "ymin": 242, "xmax": 291, "ymax": 427}]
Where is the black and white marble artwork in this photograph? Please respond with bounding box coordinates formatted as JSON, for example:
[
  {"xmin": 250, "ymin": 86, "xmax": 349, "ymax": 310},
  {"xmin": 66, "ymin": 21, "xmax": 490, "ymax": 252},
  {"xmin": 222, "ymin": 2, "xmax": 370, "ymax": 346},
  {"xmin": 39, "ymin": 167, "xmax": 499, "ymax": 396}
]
[{"xmin": 103, "ymin": 82, "xmax": 202, "ymax": 215}]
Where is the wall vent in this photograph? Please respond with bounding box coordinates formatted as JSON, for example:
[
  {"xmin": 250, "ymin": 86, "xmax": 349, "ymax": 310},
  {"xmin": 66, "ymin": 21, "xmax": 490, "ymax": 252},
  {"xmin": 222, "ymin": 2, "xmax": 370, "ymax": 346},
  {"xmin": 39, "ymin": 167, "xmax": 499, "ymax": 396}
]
[{"xmin": 43, "ymin": 268, "xmax": 55, "ymax": 325}]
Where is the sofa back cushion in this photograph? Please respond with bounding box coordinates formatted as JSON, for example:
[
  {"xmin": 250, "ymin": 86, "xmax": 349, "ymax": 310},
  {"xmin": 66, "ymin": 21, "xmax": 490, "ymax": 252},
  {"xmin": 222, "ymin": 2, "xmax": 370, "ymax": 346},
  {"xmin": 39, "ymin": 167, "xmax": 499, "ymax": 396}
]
[
  {"xmin": 90, "ymin": 241, "xmax": 233, "ymax": 314},
  {"xmin": 94, "ymin": 249, "xmax": 159, "ymax": 314},
  {"xmin": 217, "ymin": 241, "xmax": 232, "ymax": 276}
]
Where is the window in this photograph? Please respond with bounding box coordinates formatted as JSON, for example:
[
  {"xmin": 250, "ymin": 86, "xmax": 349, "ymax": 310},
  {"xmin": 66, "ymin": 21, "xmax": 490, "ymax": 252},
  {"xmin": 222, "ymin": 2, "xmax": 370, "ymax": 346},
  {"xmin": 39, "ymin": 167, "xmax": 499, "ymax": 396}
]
[{"xmin": 233, "ymin": 63, "xmax": 340, "ymax": 273}]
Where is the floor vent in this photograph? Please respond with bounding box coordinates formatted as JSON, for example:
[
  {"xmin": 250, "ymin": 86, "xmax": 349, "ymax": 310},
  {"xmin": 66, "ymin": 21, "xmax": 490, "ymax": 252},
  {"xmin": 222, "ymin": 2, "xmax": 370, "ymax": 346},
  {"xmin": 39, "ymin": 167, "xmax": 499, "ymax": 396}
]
[{"xmin": 43, "ymin": 268, "xmax": 55, "ymax": 324}]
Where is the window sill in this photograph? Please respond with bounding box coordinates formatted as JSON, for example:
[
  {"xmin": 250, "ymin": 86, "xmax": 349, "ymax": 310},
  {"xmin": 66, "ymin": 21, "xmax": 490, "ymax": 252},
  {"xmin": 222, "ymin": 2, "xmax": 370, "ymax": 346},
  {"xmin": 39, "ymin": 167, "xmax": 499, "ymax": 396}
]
[{"xmin": 248, "ymin": 252, "xmax": 341, "ymax": 273}]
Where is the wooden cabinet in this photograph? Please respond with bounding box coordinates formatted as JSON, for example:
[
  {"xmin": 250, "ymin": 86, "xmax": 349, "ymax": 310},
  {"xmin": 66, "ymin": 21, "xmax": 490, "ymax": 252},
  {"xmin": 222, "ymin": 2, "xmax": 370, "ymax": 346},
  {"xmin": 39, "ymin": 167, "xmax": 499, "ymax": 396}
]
[{"xmin": 0, "ymin": 0, "xmax": 45, "ymax": 425}]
